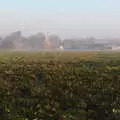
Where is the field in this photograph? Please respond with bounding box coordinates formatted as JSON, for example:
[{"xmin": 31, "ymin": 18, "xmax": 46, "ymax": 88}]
[
  {"xmin": 0, "ymin": 51, "xmax": 120, "ymax": 62},
  {"xmin": 0, "ymin": 51, "xmax": 120, "ymax": 120}
]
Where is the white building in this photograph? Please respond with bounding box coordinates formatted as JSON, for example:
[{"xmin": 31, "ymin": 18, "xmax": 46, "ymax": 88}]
[
  {"xmin": 112, "ymin": 46, "xmax": 120, "ymax": 51},
  {"xmin": 60, "ymin": 45, "xmax": 64, "ymax": 51}
]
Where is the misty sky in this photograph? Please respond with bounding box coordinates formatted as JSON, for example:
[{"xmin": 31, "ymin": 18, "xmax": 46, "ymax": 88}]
[{"xmin": 0, "ymin": 0, "xmax": 120, "ymax": 38}]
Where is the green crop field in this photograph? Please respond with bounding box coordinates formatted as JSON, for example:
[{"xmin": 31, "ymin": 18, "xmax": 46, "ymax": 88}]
[{"xmin": 0, "ymin": 51, "xmax": 120, "ymax": 120}]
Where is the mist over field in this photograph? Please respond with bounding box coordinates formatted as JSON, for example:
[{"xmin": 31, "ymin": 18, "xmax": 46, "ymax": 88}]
[
  {"xmin": 0, "ymin": 31, "xmax": 120, "ymax": 51},
  {"xmin": 1, "ymin": 1, "xmax": 120, "ymax": 120},
  {"xmin": 0, "ymin": 0, "xmax": 120, "ymax": 51}
]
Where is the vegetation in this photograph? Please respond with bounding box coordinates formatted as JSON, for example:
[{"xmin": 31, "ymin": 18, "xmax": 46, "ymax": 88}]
[{"xmin": 0, "ymin": 51, "xmax": 120, "ymax": 120}]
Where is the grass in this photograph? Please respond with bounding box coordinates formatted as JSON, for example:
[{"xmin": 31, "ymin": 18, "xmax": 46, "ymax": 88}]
[{"xmin": 0, "ymin": 51, "xmax": 120, "ymax": 63}]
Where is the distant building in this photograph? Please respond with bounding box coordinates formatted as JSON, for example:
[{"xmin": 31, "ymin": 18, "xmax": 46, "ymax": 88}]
[
  {"xmin": 59, "ymin": 40, "xmax": 64, "ymax": 51},
  {"xmin": 60, "ymin": 45, "xmax": 64, "ymax": 51},
  {"xmin": 112, "ymin": 46, "xmax": 120, "ymax": 51}
]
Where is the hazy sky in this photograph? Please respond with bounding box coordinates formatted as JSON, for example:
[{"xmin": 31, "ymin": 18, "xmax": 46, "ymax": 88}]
[{"xmin": 0, "ymin": 0, "xmax": 120, "ymax": 38}]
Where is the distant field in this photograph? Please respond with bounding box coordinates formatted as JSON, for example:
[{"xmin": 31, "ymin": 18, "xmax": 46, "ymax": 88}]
[{"xmin": 0, "ymin": 51, "xmax": 120, "ymax": 62}]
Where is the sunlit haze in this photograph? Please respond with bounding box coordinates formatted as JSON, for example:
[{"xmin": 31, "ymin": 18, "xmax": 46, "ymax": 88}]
[{"xmin": 0, "ymin": 0, "xmax": 120, "ymax": 38}]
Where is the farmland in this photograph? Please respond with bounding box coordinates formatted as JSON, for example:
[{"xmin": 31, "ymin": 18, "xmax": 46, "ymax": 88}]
[{"xmin": 0, "ymin": 51, "xmax": 120, "ymax": 120}]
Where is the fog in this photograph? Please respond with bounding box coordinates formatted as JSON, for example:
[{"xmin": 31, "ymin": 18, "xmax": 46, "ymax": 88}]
[
  {"xmin": 0, "ymin": 30, "xmax": 120, "ymax": 51},
  {"xmin": 1, "ymin": 12, "xmax": 120, "ymax": 39},
  {"xmin": 0, "ymin": 0, "xmax": 120, "ymax": 38}
]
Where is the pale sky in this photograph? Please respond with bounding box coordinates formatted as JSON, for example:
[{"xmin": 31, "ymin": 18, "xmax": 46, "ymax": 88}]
[{"xmin": 0, "ymin": 0, "xmax": 120, "ymax": 38}]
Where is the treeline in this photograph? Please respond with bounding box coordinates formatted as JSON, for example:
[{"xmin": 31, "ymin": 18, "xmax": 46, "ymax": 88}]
[
  {"xmin": 0, "ymin": 31, "xmax": 61, "ymax": 51},
  {"xmin": 0, "ymin": 31, "xmax": 120, "ymax": 51}
]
